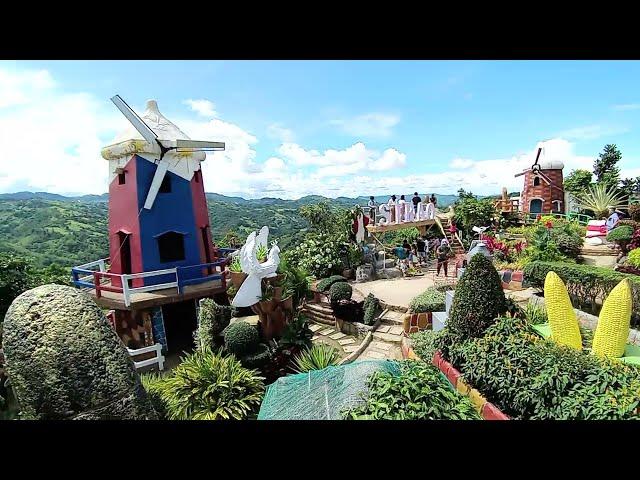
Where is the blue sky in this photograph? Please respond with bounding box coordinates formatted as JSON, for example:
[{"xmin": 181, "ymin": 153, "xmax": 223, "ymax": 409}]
[{"xmin": 1, "ymin": 60, "xmax": 639, "ymax": 198}]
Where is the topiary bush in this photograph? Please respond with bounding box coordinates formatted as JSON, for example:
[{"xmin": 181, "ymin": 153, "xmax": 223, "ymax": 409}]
[
  {"xmin": 409, "ymin": 287, "xmax": 446, "ymax": 313},
  {"xmin": 141, "ymin": 372, "xmax": 169, "ymax": 420},
  {"xmin": 239, "ymin": 343, "xmax": 272, "ymax": 370},
  {"xmin": 195, "ymin": 299, "xmax": 233, "ymax": 350},
  {"xmin": 2, "ymin": 285, "xmax": 157, "ymax": 420},
  {"xmin": 607, "ymin": 225, "xmax": 634, "ymax": 242},
  {"xmin": 628, "ymin": 248, "xmax": 640, "ymax": 268},
  {"xmin": 329, "ymin": 281, "xmax": 352, "ymax": 302},
  {"xmin": 362, "ymin": 293, "xmax": 380, "ymax": 326},
  {"xmin": 447, "ymin": 253, "xmax": 508, "ymax": 339},
  {"xmin": 223, "ymin": 321, "xmax": 260, "ymax": 357},
  {"xmin": 158, "ymin": 347, "xmax": 265, "ymax": 420},
  {"xmin": 553, "ymin": 232, "xmax": 583, "ymax": 259},
  {"xmin": 317, "ymin": 275, "xmax": 347, "ymax": 292}
]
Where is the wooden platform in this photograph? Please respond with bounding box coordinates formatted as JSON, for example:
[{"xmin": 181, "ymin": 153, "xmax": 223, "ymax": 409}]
[
  {"xmin": 87, "ymin": 279, "xmax": 228, "ymax": 311},
  {"xmin": 366, "ymin": 219, "xmax": 436, "ymax": 234}
]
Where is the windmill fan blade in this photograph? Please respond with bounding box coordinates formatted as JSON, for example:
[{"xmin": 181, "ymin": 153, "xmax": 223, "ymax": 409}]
[
  {"xmin": 514, "ymin": 169, "xmax": 530, "ymax": 178},
  {"xmin": 111, "ymin": 95, "xmax": 158, "ymax": 145},
  {"xmin": 175, "ymin": 139, "xmax": 225, "ymax": 151},
  {"xmin": 144, "ymin": 160, "xmax": 170, "ymax": 210}
]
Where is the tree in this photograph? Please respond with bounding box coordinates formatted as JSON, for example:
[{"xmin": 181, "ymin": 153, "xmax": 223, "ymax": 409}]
[
  {"xmin": 618, "ymin": 177, "xmax": 640, "ymax": 204},
  {"xmin": 453, "ymin": 195, "xmax": 498, "ymax": 236},
  {"xmin": 0, "ymin": 254, "xmax": 32, "ymax": 321},
  {"xmin": 564, "ymin": 169, "xmax": 593, "ymax": 197},
  {"xmin": 594, "ymin": 144, "xmax": 622, "ymax": 190}
]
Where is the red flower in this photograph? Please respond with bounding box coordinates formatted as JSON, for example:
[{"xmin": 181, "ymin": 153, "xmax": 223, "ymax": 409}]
[{"xmin": 544, "ymin": 220, "xmax": 553, "ymax": 229}]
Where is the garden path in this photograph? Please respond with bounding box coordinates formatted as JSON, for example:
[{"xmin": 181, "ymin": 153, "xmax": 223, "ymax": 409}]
[{"xmin": 353, "ymin": 275, "xmax": 436, "ymax": 310}]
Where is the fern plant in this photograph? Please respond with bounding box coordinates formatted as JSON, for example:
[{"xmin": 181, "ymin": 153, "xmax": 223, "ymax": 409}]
[
  {"xmin": 229, "ymin": 255, "xmax": 242, "ymax": 273},
  {"xmin": 292, "ymin": 344, "xmax": 340, "ymax": 373},
  {"xmin": 158, "ymin": 348, "xmax": 265, "ymax": 420},
  {"xmin": 574, "ymin": 183, "xmax": 626, "ymax": 219}
]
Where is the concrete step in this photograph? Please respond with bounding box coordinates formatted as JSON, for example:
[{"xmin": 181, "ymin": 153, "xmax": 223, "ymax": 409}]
[
  {"xmin": 301, "ymin": 308, "xmax": 335, "ymax": 322},
  {"xmin": 304, "ymin": 302, "xmax": 333, "ymax": 315},
  {"xmin": 372, "ymin": 331, "xmax": 403, "ymax": 344}
]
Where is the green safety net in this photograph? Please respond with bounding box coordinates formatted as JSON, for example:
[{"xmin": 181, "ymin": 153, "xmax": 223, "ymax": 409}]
[{"xmin": 257, "ymin": 360, "xmax": 402, "ymax": 420}]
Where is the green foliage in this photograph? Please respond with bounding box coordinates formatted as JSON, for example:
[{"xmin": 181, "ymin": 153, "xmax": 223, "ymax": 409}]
[
  {"xmin": 574, "ymin": 183, "xmax": 626, "ymax": 219},
  {"xmin": 629, "ymin": 205, "xmax": 640, "ymax": 222},
  {"xmin": 594, "ymin": 144, "xmax": 622, "ymax": 191},
  {"xmin": 223, "ymin": 321, "xmax": 260, "ymax": 357},
  {"xmin": 279, "ymin": 314, "xmax": 313, "ymax": 349},
  {"xmin": 158, "ymin": 347, "xmax": 265, "ymax": 420},
  {"xmin": 329, "ymin": 281, "xmax": 352, "ymax": 302},
  {"xmin": 628, "ymin": 248, "xmax": 640, "ymax": 268},
  {"xmin": 410, "ymin": 330, "xmax": 444, "ymax": 361},
  {"xmin": 229, "ymin": 255, "xmax": 242, "ymax": 273},
  {"xmin": 564, "ymin": 169, "xmax": 593, "ymax": 197},
  {"xmin": 523, "ymin": 260, "xmax": 640, "ymax": 326},
  {"xmin": 362, "ymin": 293, "xmax": 380, "ymax": 326},
  {"xmin": 447, "ymin": 253, "xmax": 508, "ymax": 339},
  {"xmin": 445, "ymin": 316, "xmax": 640, "ymax": 420},
  {"xmin": 383, "ymin": 227, "xmax": 421, "ymax": 248},
  {"xmin": 607, "ymin": 225, "xmax": 634, "ymax": 242},
  {"xmin": 316, "ymin": 275, "xmax": 347, "ymax": 292},
  {"xmin": 255, "ymin": 244, "xmax": 268, "ymax": 263},
  {"xmin": 453, "ymin": 193, "xmax": 498, "ymax": 236},
  {"xmin": 342, "ymin": 361, "xmax": 480, "ymax": 420},
  {"xmin": 278, "ymin": 256, "xmax": 311, "ymax": 309},
  {"xmin": 140, "ymin": 372, "xmax": 169, "ymax": 420},
  {"xmin": 240, "ymin": 343, "xmax": 272, "ymax": 370},
  {"xmin": 196, "ymin": 299, "xmax": 233, "ymax": 350},
  {"xmin": 0, "ymin": 253, "xmax": 32, "ymax": 321},
  {"xmin": 409, "ymin": 287, "xmax": 446, "ymax": 313},
  {"xmin": 523, "ymin": 302, "xmax": 548, "ymax": 325},
  {"xmin": 292, "ymin": 344, "xmax": 340, "ymax": 373},
  {"xmin": 286, "ymin": 232, "xmax": 345, "ymax": 278},
  {"xmin": 552, "ymin": 232, "xmax": 583, "ymax": 259}
]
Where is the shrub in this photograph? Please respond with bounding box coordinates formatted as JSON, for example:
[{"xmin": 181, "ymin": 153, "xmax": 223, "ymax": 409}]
[
  {"xmin": 286, "ymin": 233, "xmax": 344, "ymax": 278},
  {"xmin": 447, "ymin": 253, "xmax": 508, "ymax": 339},
  {"xmin": 447, "ymin": 317, "xmax": 640, "ymax": 420},
  {"xmin": 523, "ymin": 260, "xmax": 640, "ymax": 326},
  {"xmin": 553, "ymin": 232, "xmax": 582, "ymax": 259},
  {"xmin": 618, "ymin": 219, "xmax": 640, "ymax": 231},
  {"xmin": 363, "ymin": 293, "xmax": 381, "ymax": 326},
  {"xmin": 329, "ymin": 282, "xmax": 352, "ymax": 302},
  {"xmin": 523, "ymin": 302, "xmax": 548, "ymax": 325},
  {"xmin": 316, "ymin": 275, "xmax": 347, "ymax": 292},
  {"xmin": 140, "ymin": 372, "xmax": 169, "ymax": 420},
  {"xmin": 607, "ymin": 225, "xmax": 634, "ymax": 242},
  {"xmin": 409, "ymin": 287, "xmax": 445, "ymax": 313},
  {"xmin": 279, "ymin": 314, "xmax": 313, "ymax": 349},
  {"xmin": 159, "ymin": 348, "xmax": 265, "ymax": 420},
  {"xmin": 223, "ymin": 321, "xmax": 260, "ymax": 357},
  {"xmin": 240, "ymin": 343, "xmax": 272, "ymax": 370},
  {"xmin": 410, "ymin": 330, "xmax": 444, "ymax": 361},
  {"xmin": 629, "ymin": 204, "xmax": 640, "ymax": 222},
  {"xmin": 196, "ymin": 299, "xmax": 233, "ymax": 350},
  {"xmin": 292, "ymin": 344, "xmax": 340, "ymax": 373},
  {"xmin": 342, "ymin": 361, "xmax": 480, "ymax": 420},
  {"xmin": 628, "ymin": 248, "xmax": 640, "ymax": 268}
]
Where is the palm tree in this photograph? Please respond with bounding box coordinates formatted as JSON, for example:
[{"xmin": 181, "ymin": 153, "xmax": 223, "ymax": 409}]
[{"xmin": 574, "ymin": 183, "xmax": 626, "ymax": 219}]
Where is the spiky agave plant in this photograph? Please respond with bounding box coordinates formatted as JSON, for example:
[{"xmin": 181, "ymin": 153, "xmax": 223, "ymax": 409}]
[
  {"xmin": 574, "ymin": 183, "xmax": 626, "ymax": 219},
  {"xmin": 159, "ymin": 347, "xmax": 265, "ymax": 420},
  {"xmin": 292, "ymin": 343, "xmax": 340, "ymax": 373}
]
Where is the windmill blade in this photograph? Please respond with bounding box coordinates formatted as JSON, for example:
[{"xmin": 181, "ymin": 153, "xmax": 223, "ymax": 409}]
[
  {"xmin": 111, "ymin": 95, "xmax": 158, "ymax": 145},
  {"xmin": 533, "ymin": 147, "xmax": 542, "ymax": 165},
  {"xmin": 514, "ymin": 169, "xmax": 530, "ymax": 178},
  {"xmin": 175, "ymin": 139, "xmax": 225, "ymax": 151},
  {"xmin": 537, "ymin": 171, "xmax": 552, "ymax": 185},
  {"xmin": 143, "ymin": 160, "xmax": 170, "ymax": 210}
]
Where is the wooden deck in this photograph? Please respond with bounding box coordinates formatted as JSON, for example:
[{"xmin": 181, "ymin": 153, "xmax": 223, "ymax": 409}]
[
  {"xmin": 366, "ymin": 219, "xmax": 436, "ymax": 234},
  {"xmin": 86, "ymin": 278, "xmax": 228, "ymax": 310}
]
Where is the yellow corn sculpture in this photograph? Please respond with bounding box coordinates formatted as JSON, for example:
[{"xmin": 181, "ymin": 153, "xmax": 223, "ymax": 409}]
[
  {"xmin": 592, "ymin": 279, "xmax": 632, "ymax": 358},
  {"xmin": 544, "ymin": 271, "xmax": 582, "ymax": 350}
]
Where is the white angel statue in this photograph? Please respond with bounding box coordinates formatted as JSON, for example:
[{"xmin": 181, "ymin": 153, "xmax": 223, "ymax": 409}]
[{"xmin": 231, "ymin": 226, "xmax": 281, "ymax": 308}]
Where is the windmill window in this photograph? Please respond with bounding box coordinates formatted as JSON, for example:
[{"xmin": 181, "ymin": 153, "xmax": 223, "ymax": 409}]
[
  {"xmin": 533, "ymin": 176, "xmax": 541, "ymax": 186},
  {"xmin": 159, "ymin": 176, "xmax": 171, "ymax": 193},
  {"xmin": 118, "ymin": 172, "xmax": 126, "ymax": 185},
  {"xmin": 158, "ymin": 231, "xmax": 185, "ymax": 263}
]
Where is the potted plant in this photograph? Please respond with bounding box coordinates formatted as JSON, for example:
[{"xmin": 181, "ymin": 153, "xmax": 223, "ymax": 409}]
[
  {"xmin": 228, "ymin": 255, "xmax": 247, "ymax": 289},
  {"xmin": 281, "ymin": 286, "xmax": 295, "ymax": 311},
  {"xmin": 259, "ymin": 286, "xmax": 276, "ymax": 312},
  {"xmin": 256, "ymin": 244, "xmax": 268, "ymax": 263}
]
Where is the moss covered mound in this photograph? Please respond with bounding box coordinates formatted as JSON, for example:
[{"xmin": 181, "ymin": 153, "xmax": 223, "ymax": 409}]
[{"xmin": 3, "ymin": 284, "xmax": 156, "ymax": 420}]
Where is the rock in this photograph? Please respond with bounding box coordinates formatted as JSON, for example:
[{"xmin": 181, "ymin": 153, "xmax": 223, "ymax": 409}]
[
  {"xmin": 3, "ymin": 285, "xmax": 157, "ymax": 420},
  {"xmin": 356, "ymin": 264, "xmax": 374, "ymax": 282},
  {"xmin": 376, "ymin": 268, "xmax": 403, "ymax": 279}
]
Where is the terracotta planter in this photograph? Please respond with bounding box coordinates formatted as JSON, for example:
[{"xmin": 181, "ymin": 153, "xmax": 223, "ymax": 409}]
[
  {"xmin": 281, "ymin": 295, "xmax": 293, "ymax": 311},
  {"xmin": 259, "ymin": 299, "xmax": 276, "ymax": 313},
  {"xmin": 229, "ymin": 271, "xmax": 247, "ymax": 290},
  {"xmin": 264, "ymin": 274, "xmax": 285, "ymax": 287},
  {"xmin": 273, "ymin": 287, "xmax": 283, "ymax": 302}
]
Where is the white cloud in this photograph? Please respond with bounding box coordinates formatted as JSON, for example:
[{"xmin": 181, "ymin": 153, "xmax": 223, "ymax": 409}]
[
  {"xmin": 266, "ymin": 123, "xmax": 294, "ymax": 143},
  {"xmin": 330, "ymin": 113, "xmax": 400, "ymax": 138},
  {"xmin": 613, "ymin": 103, "xmax": 640, "ymax": 111},
  {"xmin": 0, "ymin": 69, "xmax": 55, "ymax": 108},
  {"xmin": 450, "ymin": 158, "xmax": 474, "ymax": 169},
  {"xmin": 183, "ymin": 99, "xmax": 217, "ymax": 118},
  {"xmin": 557, "ymin": 124, "xmax": 629, "ymax": 140}
]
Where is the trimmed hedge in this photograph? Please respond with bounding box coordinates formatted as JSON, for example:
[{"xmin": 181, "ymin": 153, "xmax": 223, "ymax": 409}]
[
  {"xmin": 223, "ymin": 321, "xmax": 260, "ymax": 357},
  {"xmin": 329, "ymin": 282, "xmax": 352, "ymax": 302},
  {"xmin": 523, "ymin": 261, "xmax": 640, "ymax": 326},
  {"xmin": 607, "ymin": 225, "xmax": 634, "ymax": 242},
  {"xmin": 363, "ymin": 293, "xmax": 380, "ymax": 326},
  {"xmin": 409, "ymin": 287, "xmax": 446, "ymax": 313},
  {"xmin": 317, "ymin": 275, "xmax": 347, "ymax": 292}
]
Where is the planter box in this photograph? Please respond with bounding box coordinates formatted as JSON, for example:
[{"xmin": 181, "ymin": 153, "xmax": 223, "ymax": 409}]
[{"xmin": 336, "ymin": 316, "xmax": 381, "ymax": 339}]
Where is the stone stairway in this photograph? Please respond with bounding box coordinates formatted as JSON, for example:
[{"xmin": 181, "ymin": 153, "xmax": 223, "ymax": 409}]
[
  {"xmin": 358, "ymin": 309, "xmax": 405, "ymax": 361},
  {"xmin": 300, "ymin": 301, "xmax": 335, "ymax": 326},
  {"xmin": 437, "ymin": 216, "xmax": 465, "ymax": 255}
]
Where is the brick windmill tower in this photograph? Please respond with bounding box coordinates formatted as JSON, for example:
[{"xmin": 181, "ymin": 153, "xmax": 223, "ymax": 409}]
[
  {"xmin": 72, "ymin": 96, "xmax": 233, "ymax": 356},
  {"xmin": 515, "ymin": 144, "xmax": 566, "ymax": 216}
]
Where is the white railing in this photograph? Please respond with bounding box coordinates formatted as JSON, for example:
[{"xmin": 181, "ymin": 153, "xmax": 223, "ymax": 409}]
[
  {"xmin": 127, "ymin": 343, "xmax": 165, "ymax": 371},
  {"xmin": 74, "ymin": 258, "xmax": 108, "ymax": 283},
  {"xmin": 120, "ymin": 268, "xmax": 179, "ymax": 307}
]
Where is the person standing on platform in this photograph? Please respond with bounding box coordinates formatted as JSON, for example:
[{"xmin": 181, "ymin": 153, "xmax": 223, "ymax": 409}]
[
  {"xmin": 367, "ymin": 196, "xmax": 377, "ymax": 223},
  {"xmin": 412, "ymin": 192, "xmax": 421, "ymax": 215},
  {"xmin": 398, "ymin": 195, "xmax": 407, "ymax": 222},
  {"xmin": 388, "ymin": 195, "xmax": 397, "ymax": 223},
  {"xmin": 430, "ymin": 193, "xmax": 437, "ymax": 208}
]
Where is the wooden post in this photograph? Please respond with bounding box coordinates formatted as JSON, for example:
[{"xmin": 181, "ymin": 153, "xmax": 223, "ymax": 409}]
[{"xmin": 93, "ymin": 272, "xmax": 102, "ymax": 298}]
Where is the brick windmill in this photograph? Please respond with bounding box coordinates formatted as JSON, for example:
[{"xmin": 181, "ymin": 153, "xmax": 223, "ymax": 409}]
[{"xmin": 515, "ymin": 144, "xmax": 566, "ymax": 216}]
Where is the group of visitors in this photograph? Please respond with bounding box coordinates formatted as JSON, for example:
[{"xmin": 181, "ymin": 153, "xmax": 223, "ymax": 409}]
[
  {"xmin": 393, "ymin": 234, "xmax": 454, "ymax": 277},
  {"xmin": 367, "ymin": 192, "xmax": 438, "ymax": 222}
]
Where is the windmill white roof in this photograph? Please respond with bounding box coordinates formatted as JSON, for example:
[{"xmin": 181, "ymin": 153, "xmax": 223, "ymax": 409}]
[
  {"xmin": 101, "ymin": 99, "xmax": 206, "ymax": 163},
  {"xmin": 538, "ymin": 159, "xmax": 564, "ymax": 170}
]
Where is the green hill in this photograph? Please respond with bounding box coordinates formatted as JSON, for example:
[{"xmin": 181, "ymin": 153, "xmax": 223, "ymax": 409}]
[{"xmin": 0, "ymin": 191, "xmax": 462, "ymax": 268}]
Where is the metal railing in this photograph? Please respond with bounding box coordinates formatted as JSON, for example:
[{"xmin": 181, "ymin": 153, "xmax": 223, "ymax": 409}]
[{"xmin": 72, "ymin": 258, "xmax": 230, "ymax": 308}]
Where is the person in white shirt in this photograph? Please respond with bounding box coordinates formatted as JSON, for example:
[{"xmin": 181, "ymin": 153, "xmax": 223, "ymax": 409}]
[
  {"xmin": 388, "ymin": 195, "xmax": 397, "ymax": 223},
  {"xmin": 367, "ymin": 196, "xmax": 377, "ymax": 223}
]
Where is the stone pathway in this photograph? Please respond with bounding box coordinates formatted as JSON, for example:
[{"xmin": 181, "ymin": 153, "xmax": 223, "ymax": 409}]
[
  {"xmin": 309, "ymin": 323, "xmax": 363, "ymax": 360},
  {"xmin": 357, "ymin": 309, "xmax": 405, "ymax": 361}
]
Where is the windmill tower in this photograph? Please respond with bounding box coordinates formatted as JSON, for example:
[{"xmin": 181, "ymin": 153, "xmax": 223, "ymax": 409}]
[
  {"xmin": 515, "ymin": 144, "xmax": 565, "ymax": 216},
  {"xmin": 73, "ymin": 96, "xmax": 232, "ymax": 356}
]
